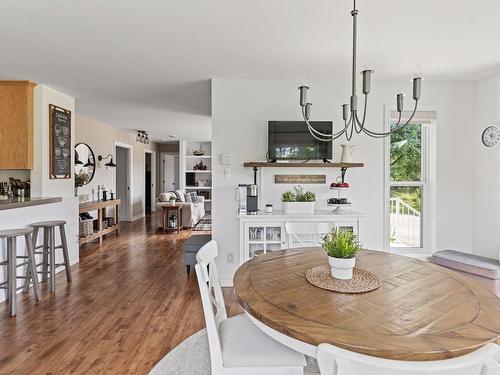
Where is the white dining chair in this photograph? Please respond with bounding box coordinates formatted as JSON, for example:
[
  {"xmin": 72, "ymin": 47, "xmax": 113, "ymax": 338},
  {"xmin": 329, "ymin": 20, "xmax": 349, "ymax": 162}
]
[
  {"xmin": 195, "ymin": 240, "xmax": 306, "ymax": 375},
  {"xmin": 316, "ymin": 342, "xmax": 500, "ymax": 375},
  {"xmin": 285, "ymin": 222, "xmax": 332, "ymax": 248}
]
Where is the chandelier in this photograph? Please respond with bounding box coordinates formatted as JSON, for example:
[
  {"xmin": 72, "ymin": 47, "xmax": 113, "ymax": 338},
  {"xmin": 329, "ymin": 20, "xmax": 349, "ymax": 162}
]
[
  {"xmin": 136, "ymin": 130, "xmax": 150, "ymax": 144},
  {"xmin": 298, "ymin": 0, "xmax": 422, "ymax": 141}
]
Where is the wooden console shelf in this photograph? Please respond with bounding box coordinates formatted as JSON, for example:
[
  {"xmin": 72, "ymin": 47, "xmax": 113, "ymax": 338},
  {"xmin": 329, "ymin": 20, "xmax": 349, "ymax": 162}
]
[
  {"xmin": 243, "ymin": 162, "xmax": 364, "ymax": 168},
  {"xmin": 79, "ymin": 199, "xmax": 121, "ymax": 245}
]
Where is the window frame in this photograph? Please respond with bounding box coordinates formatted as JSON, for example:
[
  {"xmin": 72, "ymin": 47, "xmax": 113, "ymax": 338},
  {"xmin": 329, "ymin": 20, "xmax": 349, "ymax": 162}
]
[{"xmin": 383, "ymin": 105, "xmax": 437, "ymax": 256}]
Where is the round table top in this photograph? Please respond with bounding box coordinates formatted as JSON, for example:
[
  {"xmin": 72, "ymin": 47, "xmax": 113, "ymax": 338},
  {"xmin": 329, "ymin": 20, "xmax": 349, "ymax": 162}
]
[{"xmin": 233, "ymin": 248, "xmax": 500, "ymax": 361}]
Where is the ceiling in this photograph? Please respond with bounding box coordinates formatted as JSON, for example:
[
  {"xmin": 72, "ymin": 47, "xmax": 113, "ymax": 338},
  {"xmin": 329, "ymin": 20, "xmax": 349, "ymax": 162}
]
[{"xmin": 1, "ymin": 0, "xmax": 499, "ymax": 141}]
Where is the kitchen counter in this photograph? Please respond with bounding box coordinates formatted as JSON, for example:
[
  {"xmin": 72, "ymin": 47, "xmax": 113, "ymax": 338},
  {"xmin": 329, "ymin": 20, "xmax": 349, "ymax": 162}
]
[{"xmin": 0, "ymin": 196, "xmax": 63, "ymax": 210}]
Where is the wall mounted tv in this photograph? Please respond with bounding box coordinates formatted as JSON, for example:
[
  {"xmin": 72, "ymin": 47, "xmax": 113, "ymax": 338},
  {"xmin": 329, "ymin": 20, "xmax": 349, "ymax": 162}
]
[{"xmin": 268, "ymin": 121, "xmax": 333, "ymax": 161}]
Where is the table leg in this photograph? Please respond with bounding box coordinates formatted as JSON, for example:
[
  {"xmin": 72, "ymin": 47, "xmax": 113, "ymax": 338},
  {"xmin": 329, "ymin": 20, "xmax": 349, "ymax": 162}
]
[
  {"xmin": 163, "ymin": 207, "xmax": 167, "ymax": 231},
  {"xmin": 179, "ymin": 207, "xmax": 183, "ymax": 232},
  {"xmin": 98, "ymin": 207, "xmax": 103, "ymax": 243},
  {"xmin": 116, "ymin": 203, "xmax": 120, "ymax": 235}
]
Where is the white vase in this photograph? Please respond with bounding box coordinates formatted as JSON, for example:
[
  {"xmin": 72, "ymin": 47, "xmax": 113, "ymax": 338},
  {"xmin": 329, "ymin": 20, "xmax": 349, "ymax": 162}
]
[
  {"xmin": 328, "ymin": 256, "xmax": 356, "ymax": 280},
  {"xmin": 283, "ymin": 201, "xmax": 315, "ymax": 214},
  {"xmin": 340, "ymin": 144, "xmax": 355, "ymax": 163}
]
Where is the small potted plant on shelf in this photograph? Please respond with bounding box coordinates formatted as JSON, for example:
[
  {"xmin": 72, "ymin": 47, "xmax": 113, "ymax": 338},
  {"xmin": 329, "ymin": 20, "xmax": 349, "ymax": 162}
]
[
  {"xmin": 281, "ymin": 186, "xmax": 316, "ymax": 214},
  {"xmin": 322, "ymin": 228, "xmax": 360, "ymax": 280},
  {"xmin": 169, "ymin": 195, "xmax": 177, "ymax": 206},
  {"xmin": 74, "ymin": 173, "xmax": 89, "ymax": 197}
]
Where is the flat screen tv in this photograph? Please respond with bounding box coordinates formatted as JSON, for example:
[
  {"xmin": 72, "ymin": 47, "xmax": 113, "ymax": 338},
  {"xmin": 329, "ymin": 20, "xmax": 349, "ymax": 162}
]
[{"xmin": 268, "ymin": 121, "xmax": 333, "ymax": 161}]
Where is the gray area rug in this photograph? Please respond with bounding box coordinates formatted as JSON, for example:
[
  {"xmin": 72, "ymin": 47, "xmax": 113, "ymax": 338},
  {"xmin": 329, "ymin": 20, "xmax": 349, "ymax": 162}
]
[{"xmin": 149, "ymin": 328, "xmax": 319, "ymax": 375}]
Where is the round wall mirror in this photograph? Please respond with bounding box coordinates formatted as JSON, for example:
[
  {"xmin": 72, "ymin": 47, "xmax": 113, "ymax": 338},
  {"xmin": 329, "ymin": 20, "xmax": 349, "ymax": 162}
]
[{"xmin": 74, "ymin": 143, "xmax": 96, "ymax": 185}]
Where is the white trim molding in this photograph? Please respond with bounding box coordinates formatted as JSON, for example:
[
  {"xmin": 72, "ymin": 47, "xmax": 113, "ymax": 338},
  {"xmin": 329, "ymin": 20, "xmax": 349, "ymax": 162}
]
[{"xmin": 383, "ymin": 104, "xmax": 439, "ymax": 256}]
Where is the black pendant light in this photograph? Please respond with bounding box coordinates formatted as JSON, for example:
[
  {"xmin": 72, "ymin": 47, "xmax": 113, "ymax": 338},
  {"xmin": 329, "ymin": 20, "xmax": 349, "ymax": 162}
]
[
  {"xmin": 83, "ymin": 156, "xmax": 94, "ymax": 168},
  {"xmin": 75, "ymin": 151, "xmax": 83, "ymax": 165}
]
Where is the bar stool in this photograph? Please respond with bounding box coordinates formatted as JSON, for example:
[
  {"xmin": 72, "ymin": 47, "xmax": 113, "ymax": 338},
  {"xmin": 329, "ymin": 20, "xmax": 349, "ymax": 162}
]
[
  {"xmin": 30, "ymin": 221, "xmax": 72, "ymax": 293},
  {"xmin": 0, "ymin": 228, "xmax": 40, "ymax": 316}
]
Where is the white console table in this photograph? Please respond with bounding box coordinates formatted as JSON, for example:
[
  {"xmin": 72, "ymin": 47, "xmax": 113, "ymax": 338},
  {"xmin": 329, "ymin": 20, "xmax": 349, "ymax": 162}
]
[{"xmin": 238, "ymin": 209, "xmax": 363, "ymax": 264}]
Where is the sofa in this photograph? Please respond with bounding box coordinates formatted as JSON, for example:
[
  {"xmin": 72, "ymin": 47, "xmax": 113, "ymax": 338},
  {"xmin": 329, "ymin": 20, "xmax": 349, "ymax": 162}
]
[{"xmin": 155, "ymin": 190, "xmax": 205, "ymax": 229}]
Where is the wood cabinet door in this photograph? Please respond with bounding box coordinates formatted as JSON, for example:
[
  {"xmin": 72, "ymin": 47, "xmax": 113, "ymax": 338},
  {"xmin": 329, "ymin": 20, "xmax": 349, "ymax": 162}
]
[{"xmin": 0, "ymin": 81, "xmax": 35, "ymax": 169}]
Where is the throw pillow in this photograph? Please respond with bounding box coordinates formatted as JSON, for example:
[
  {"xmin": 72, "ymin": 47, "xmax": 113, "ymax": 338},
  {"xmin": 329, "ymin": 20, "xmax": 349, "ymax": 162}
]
[
  {"xmin": 176, "ymin": 190, "xmax": 186, "ymax": 203},
  {"xmin": 158, "ymin": 193, "xmax": 170, "ymax": 202}
]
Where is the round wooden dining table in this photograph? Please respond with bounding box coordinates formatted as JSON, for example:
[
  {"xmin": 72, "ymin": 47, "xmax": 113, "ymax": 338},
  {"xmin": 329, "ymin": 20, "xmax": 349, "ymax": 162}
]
[{"xmin": 233, "ymin": 248, "xmax": 500, "ymax": 361}]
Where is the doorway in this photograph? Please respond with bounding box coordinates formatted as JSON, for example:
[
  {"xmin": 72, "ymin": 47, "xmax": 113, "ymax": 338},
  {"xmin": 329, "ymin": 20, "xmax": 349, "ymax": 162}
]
[
  {"xmin": 115, "ymin": 143, "xmax": 132, "ymax": 221},
  {"xmin": 144, "ymin": 150, "xmax": 156, "ymax": 215},
  {"xmin": 145, "ymin": 153, "xmax": 152, "ymax": 213},
  {"xmin": 160, "ymin": 153, "xmax": 179, "ymax": 192}
]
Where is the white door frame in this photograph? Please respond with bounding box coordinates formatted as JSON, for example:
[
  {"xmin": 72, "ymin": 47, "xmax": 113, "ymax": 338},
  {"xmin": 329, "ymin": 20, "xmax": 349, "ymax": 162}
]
[
  {"xmin": 382, "ymin": 104, "xmax": 438, "ymax": 256},
  {"xmin": 144, "ymin": 149, "xmax": 156, "ymax": 215},
  {"xmin": 114, "ymin": 141, "xmax": 133, "ymax": 222}
]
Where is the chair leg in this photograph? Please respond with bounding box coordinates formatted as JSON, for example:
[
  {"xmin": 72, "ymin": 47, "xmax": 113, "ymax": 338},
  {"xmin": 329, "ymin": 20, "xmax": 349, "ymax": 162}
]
[
  {"xmin": 7, "ymin": 238, "xmax": 16, "ymax": 316},
  {"xmin": 186, "ymin": 265, "xmax": 191, "ymax": 275},
  {"xmin": 49, "ymin": 227, "xmax": 56, "ymax": 293},
  {"xmin": 26, "ymin": 227, "xmax": 40, "ymax": 293},
  {"xmin": 42, "ymin": 228, "xmax": 48, "ymax": 283},
  {"xmin": 24, "ymin": 234, "xmax": 40, "ymax": 302},
  {"xmin": 59, "ymin": 225, "xmax": 72, "ymax": 283}
]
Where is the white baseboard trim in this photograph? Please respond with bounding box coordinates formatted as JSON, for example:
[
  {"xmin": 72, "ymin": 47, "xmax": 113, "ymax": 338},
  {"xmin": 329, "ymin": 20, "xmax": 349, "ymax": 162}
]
[{"xmin": 130, "ymin": 214, "xmax": 144, "ymax": 222}]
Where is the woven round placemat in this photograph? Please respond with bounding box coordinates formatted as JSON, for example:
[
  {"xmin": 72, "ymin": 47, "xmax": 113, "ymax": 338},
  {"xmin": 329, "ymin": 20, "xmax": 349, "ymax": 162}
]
[{"xmin": 306, "ymin": 265, "xmax": 380, "ymax": 294}]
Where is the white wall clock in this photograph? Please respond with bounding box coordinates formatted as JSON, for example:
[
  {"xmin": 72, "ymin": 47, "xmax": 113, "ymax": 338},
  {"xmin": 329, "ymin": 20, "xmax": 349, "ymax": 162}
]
[{"xmin": 481, "ymin": 125, "xmax": 500, "ymax": 147}]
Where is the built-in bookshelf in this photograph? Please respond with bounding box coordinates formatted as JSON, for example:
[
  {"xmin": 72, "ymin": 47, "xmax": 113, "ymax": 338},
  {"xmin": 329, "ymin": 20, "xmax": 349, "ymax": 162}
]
[{"xmin": 181, "ymin": 141, "xmax": 212, "ymax": 212}]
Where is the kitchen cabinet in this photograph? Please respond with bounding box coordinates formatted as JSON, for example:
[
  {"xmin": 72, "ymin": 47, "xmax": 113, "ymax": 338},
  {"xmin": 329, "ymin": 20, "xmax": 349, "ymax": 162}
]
[{"xmin": 0, "ymin": 81, "xmax": 36, "ymax": 169}]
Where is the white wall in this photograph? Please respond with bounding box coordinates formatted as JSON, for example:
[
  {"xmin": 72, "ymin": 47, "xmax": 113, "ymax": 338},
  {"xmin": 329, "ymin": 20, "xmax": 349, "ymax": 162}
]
[
  {"xmin": 31, "ymin": 84, "xmax": 76, "ymax": 198},
  {"xmin": 212, "ymin": 78, "xmax": 476, "ymax": 282},
  {"xmin": 473, "ymin": 73, "xmax": 500, "ymax": 259},
  {"xmin": 75, "ymin": 115, "xmax": 158, "ymax": 220}
]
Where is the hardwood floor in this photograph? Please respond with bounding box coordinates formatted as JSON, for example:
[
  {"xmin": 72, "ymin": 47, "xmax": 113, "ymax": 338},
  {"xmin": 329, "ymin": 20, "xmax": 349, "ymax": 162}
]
[{"xmin": 0, "ymin": 215, "xmax": 242, "ymax": 375}]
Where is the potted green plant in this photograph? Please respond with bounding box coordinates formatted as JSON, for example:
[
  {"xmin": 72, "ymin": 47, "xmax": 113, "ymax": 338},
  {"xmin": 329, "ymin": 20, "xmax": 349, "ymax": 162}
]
[
  {"xmin": 169, "ymin": 195, "xmax": 177, "ymax": 206},
  {"xmin": 74, "ymin": 173, "xmax": 89, "ymax": 197},
  {"xmin": 322, "ymin": 228, "xmax": 360, "ymax": 280},
  {"xmin": 281, "ymin": 186, "xmax": 316, "ymax": 214}
]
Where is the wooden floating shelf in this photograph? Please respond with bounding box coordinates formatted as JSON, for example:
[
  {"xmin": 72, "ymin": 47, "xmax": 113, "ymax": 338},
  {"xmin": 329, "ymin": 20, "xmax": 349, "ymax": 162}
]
[{"xmin": 243, "ymin": 162, "xmax": 364, "ymax": 168}]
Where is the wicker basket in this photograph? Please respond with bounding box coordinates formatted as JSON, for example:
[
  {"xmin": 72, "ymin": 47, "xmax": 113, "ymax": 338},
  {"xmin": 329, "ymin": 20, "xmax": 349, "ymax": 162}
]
[{"xmin": 79, "ymin": 219, "xmax": 94, "ymax": 237}]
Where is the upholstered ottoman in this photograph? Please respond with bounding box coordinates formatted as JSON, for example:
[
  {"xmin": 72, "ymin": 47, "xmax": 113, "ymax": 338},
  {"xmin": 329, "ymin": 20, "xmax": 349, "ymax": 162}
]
[
  {"xmin": 432, "ymin": 250, "xmax": 500, "ymax": 280},
  {"xmin": 184, "ymin": 234, "xmax": 211, "ymax": 275}
]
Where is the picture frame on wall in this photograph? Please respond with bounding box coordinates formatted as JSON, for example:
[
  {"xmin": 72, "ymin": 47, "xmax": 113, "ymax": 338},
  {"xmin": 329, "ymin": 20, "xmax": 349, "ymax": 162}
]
[{"xmin": 49, "ymin": 104, "xmax": 72, "ymax": 179}]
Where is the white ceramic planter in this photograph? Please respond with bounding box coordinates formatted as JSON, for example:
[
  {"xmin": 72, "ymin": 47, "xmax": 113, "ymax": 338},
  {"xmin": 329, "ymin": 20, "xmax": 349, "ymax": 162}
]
[
  {"xmin": 328, "ymin": 256, "xmax": 356, "ymax": 280},
  {"xmin": 282, "ymin": 201, "xmax": 315, "ymax": 214}
]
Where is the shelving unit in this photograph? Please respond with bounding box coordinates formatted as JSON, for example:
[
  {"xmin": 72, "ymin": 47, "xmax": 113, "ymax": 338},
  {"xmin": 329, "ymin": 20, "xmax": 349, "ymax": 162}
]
[
  {"xmin": 181, "ymin": 141, "xmax": 212, "ymax": 212},
  {"xmin": 79, "ymin": 199, "xmax": 121, "ymax": 245}
]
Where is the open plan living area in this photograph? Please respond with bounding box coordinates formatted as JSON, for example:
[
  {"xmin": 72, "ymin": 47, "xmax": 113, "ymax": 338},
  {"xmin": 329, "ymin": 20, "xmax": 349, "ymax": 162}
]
[{"xmin": 1, "ymin": 1, "xmax": 500, "ymax": 374}]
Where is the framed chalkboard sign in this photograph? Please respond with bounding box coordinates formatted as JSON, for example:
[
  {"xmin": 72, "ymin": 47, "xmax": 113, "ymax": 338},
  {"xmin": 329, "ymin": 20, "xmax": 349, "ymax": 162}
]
[{"xmin": 49, "ymin": 104, "xmax": 72, "ymax": 179}]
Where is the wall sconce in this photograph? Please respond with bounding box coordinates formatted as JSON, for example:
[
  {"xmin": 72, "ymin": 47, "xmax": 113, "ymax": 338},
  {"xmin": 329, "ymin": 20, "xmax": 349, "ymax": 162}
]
[{"xmin": 98, "ymin": 154, "xmax": 117, "ymax": 168}]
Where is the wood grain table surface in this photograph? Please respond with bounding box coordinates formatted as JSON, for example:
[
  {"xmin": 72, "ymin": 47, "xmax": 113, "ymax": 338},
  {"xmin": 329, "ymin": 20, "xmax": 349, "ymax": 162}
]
[{"xmin": 233, "ymin": 248, "xmax": 500, "ymax": 361}]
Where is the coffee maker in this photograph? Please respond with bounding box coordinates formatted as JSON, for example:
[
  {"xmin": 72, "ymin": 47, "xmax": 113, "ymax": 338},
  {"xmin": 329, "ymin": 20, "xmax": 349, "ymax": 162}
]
[{"xmin": 237, "ymin": 184, "xmax": 259, "ymax": 215}]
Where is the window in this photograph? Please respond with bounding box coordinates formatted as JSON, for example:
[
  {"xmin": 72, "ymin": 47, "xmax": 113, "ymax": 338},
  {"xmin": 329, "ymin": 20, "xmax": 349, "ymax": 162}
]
[{"xmin": 385, "ymin": 110, "xmax": 436, "ymax": 253}]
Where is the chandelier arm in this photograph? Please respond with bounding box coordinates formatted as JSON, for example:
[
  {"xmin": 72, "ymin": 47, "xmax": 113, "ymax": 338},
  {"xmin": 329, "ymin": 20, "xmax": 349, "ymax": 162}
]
[
  {"xmin": 301, "ymin": 106, "xmax": 348, "ymax": 139},
  {"xmin": 357, "ymin": 94, "xmax": 368, "ymax": 132},
  {"xmin": 362, "ymin": 100, "xmax": 419, "ymax": 137}
]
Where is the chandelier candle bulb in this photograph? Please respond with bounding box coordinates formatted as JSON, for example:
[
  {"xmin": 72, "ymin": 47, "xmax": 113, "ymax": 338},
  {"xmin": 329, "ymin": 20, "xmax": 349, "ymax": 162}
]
[
  {"xmin": 396, "ymin": 94, "xmax": 404, "ymax": 112},
  {"xmin": 342, "ymin": 104, "xmax": 349, "ymax": 121},
  {"xmin": 299, "ymin": 86, "xmax": 309, "ymax": 107},
  {"xmin": 413, "ymin": 77, "xmax": 422, "ymax": 100},
  {"xmin": 361, "ymin": 70, "xmax": 372, "ymax": 94}
]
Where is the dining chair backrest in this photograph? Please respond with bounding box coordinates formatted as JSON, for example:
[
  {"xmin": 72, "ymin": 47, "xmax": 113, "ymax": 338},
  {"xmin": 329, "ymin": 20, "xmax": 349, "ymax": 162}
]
[
  {"xmin": 316, "ymin": 342, "xmax": 500, "ymax": 375},
  {"xmin": 195, "ymin": 240, "xmax": 227, "ymax": 373},
  {"xmin": 285, "ymin": 222, "xmax": 332, "ymax": 248}
]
